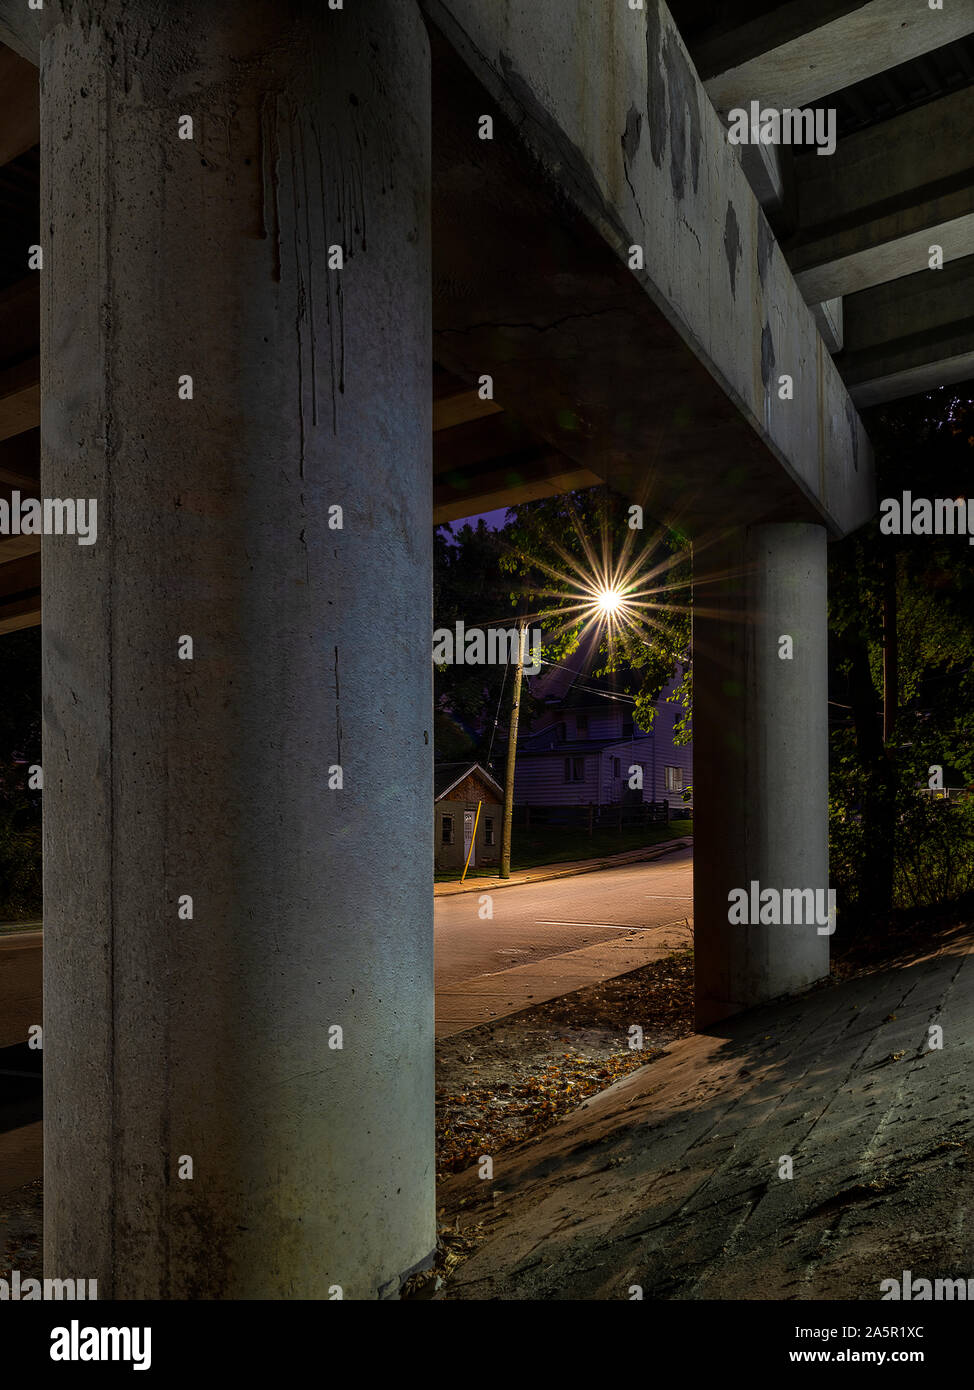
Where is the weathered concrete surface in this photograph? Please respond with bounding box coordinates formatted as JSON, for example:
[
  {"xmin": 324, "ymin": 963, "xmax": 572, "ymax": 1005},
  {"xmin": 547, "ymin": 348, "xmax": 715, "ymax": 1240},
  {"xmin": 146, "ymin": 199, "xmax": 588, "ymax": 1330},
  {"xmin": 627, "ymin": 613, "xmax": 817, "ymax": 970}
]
[
  {"xmin": 42, "ymin": 0, "xmax": 434, "ymax": 1299},
  {"xmin": 787, "ymin": 88, "xmax": 974, "ymax": 304},
  {"xmin": 692, "ymin": 0, "xmax": 974, "ymax": 115},
  {"xmin": 439, "ymin": 922, "xmax": 974, "ymax": 1300},
  {"xmin": 426, "ymin": 0, "xmax": 873, "ymax": 539},
  {"xmin": 839, "ymin": 255, "xmax": 974, "ymax": 407},
  {"xmin": 811, "ymin": 297, "xmax": 843, "ymax": 355},
  {"xmin": 694, "ymin": 525, "xmax": 830, "ymax": 1024}
]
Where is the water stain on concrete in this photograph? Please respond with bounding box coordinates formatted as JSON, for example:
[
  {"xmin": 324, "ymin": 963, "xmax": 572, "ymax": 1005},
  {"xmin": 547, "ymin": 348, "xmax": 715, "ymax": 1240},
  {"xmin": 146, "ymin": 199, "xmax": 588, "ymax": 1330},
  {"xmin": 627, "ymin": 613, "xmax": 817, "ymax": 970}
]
[
  {"xmin": 845, "ymin": 397, "xmax": 860, "ymax": 471},
  {"xmin": 622, "ymin": 103, "xmax": 643, "ymax": 166},
  {"xmin": 661, "ymin": 32, "xmax": 700, "ymax": 201},
  {"xmin": 644, "ymin": 4, "xmax": 700, "ymax": 202},
  {"xmin": 645, "ymin": 3, "xmax": 667, "ymax": 171},
  {"xmin": 757, "ymin": 211, "xmax": 774, "ymax": 286},
  {"xmin": 761, "ymin": 321, "xmax": 776, "ymax": 390},
  {"xmin": 723, "ymin": 202, "xmax": 741, "ymax": 297}
]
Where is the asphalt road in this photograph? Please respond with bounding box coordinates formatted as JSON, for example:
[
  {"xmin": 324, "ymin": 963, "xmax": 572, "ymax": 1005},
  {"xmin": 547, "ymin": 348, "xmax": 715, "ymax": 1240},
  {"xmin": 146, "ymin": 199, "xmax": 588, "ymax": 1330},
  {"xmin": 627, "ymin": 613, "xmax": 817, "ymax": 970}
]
[{"xmin": 434, "ymin": 848, "xmax": 693, "ymax": 987}]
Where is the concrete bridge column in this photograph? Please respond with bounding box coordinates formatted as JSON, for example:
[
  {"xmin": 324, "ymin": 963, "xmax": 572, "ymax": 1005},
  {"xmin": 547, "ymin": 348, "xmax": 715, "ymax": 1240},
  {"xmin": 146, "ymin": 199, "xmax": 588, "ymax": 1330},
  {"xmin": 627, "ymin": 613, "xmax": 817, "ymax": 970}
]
[
  {"xmin": 41, "ymin": 0, "xmax": 434, "ymax": 1297},
  {"xmin": 693, "ymin": 524, "xmax": 830, "ymax": 1027}
]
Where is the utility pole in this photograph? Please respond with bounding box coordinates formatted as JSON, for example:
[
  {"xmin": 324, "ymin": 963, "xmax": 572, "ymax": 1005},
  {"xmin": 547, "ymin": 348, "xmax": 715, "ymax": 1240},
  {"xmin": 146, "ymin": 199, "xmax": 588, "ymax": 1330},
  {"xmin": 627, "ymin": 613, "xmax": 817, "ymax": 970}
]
[{"xmin": 500, "ymin": 618, "xmax": 527, "ymax": 879}]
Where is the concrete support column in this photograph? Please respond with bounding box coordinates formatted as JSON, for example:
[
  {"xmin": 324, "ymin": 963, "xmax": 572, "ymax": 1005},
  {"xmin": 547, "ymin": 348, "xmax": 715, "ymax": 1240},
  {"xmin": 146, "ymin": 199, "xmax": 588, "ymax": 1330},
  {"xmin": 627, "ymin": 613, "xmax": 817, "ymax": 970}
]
[
  {"xmin": 693, "ymin": 524, "xmax": 829, "ymax": 1027},
  {"xmin": 41, "ymin": 1, "xmax": 433, "ymax": 1297}
]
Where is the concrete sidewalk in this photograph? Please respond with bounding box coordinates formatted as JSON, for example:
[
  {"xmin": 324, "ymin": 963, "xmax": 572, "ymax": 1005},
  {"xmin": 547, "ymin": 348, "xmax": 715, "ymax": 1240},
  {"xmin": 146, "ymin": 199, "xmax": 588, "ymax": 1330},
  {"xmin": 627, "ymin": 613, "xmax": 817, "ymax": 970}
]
[
  {"xmin": 435, "ymin": 836, "xmax": 693, "ymax": 897},
  {"xmin": 436, "ymin": 917, "xmax": 693, "ymax": 1038},
  {"xmin": 438, "ymin": 919, "xmax": 974, "ymax": 1299}
]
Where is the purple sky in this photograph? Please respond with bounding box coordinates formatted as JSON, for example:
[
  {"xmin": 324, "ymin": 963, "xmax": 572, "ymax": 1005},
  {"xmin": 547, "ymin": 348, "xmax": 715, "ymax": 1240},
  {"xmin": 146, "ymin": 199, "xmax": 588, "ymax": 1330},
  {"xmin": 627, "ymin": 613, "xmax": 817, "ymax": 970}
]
[{"xmin": 448, "ymin": 507, "xmax": 509, "ymax": 532}]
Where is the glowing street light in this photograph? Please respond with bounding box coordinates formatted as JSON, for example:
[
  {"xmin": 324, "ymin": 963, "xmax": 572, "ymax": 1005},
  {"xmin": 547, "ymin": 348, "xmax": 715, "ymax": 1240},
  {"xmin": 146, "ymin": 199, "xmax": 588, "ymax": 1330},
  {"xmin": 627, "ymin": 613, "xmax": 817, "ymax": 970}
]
[{"xmin": 596, "ymin": 587, "xmax": 623, "ymax": 615}]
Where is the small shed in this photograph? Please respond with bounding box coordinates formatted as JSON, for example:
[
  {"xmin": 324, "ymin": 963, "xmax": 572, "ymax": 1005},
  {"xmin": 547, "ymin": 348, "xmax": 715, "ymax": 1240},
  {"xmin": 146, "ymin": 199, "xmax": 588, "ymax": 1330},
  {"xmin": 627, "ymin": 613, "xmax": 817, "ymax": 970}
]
[{"xmin": 434, "ymin": 762, "xmax": 504, "ymax": 871}]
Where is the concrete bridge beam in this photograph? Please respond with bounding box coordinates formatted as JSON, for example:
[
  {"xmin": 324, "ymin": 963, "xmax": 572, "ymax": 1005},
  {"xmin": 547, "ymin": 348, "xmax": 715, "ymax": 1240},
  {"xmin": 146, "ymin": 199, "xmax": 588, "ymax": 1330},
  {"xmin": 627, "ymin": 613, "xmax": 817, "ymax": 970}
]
[
  {"xmin": 690, "ymin": 0, "xmax": 972, "ymax": 115},
  {"xmin": 788, "ymin": 87, "xmax": 974, "ymax": 304}
]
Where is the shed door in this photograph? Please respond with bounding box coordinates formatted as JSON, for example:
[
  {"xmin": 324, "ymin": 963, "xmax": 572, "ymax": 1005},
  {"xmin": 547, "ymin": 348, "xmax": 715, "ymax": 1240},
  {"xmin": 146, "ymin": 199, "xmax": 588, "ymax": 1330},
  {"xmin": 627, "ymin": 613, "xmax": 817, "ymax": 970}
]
[{"xmin": 463, "ymin": 809, "xmax": 476, "ymax": 868}]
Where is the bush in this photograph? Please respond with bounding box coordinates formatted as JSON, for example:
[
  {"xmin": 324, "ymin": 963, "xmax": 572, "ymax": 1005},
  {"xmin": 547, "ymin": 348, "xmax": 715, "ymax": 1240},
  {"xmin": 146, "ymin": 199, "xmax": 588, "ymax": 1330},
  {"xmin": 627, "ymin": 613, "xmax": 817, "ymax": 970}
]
[
  {"xmin": 0, "ymin": 806, "xmax": 42, "ymax": 921},
  {"xmin": 894, "ymin": 794, "xmax": 974, "ymax": 909},
  {"xmin": 828, "ymin": 795, "xmax": 866, "ymax": 912}
]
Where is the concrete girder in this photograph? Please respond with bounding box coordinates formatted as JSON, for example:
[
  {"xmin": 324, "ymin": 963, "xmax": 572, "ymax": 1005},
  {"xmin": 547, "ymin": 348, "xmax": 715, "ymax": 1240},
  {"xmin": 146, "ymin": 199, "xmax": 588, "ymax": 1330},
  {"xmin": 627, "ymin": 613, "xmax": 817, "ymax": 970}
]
[
  {"xmin": 837, "ymin": 254, "xmax": 974, "ymax": 406},
  {"xmin": 425, "ymin": 0, "xmax": 873, "ymax": 540},
  {"xmin": 690, "ymin": 0, "xmax": 974, "ymax": 115},
  {"xmin": 0, "ymin": 2, "xmax": 39, "ymax": 66},
  {"xmin": 0, "ymin": 428, "xmax": 39, "ymax": 489},
  {"xmin": 811, "ymin": 298, "xmax": 844, "ymax": 355},
  {"xmin": 787, "ymin": 87, "xmax": 974, "ymax": 303},
  {"xmin": 432, "ymin": 402, "xmax": 603, "ymax": 520},
  {"xmin": 433, "ymin": 456, "xmax": 602, "ymax": 524},
  {"xmin": 0, "ymin": 356, "xmax": 39, "ymax": 443},
  {"xmin": 0, "ymin": 45, "xmax": 39, "ymax": 168},
  {"xmin": 0, "ymin": 549, "xmax": 40, "ymax": 634}
]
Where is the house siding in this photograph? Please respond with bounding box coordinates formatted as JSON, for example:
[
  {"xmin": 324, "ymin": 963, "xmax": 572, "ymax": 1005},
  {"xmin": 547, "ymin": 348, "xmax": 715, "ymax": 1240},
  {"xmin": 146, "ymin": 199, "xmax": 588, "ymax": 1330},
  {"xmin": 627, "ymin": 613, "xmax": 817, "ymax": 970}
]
[
  {"xmin": 514, "ymin": 752, "xmax": 599, "ymax": 806},
  {"xmin": 434, "ymin": 764, "xmax": 504, "ymax": 870},
  {"xmin": 513, "ymin": 676, "xmax": 692, "ymax": 808}
]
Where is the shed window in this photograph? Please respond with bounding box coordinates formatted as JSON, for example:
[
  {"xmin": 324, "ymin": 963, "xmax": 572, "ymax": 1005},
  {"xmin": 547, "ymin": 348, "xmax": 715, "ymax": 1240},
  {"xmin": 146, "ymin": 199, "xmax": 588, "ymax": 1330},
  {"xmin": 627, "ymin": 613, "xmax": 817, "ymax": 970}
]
[
  {"xmin": 484, "ymin": 817, "xmax": 495, "ymax": 846},
  {"xmin": 442, "ymin": 814, "xmax": 455, "ymax": 844}
]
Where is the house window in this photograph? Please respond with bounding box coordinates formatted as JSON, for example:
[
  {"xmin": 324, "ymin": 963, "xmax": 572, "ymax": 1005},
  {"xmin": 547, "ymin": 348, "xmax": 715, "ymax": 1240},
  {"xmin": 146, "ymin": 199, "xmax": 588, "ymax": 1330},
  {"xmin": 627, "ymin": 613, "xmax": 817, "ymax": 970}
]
[
  {"xmin": 563, "ymin": 756, "xmax": 584, "ymax": 783},
  {"xmin": 484, "ymin": 817, "xmax": 495, "ymax": 846},
  {"xmin": 664, "ymin": 766, "xmax": 683, "ymax": 793},
  {"xmin": 576, "ymin": 713, "xmax": 588, "ymax": 735},
  {"xmin": 442, "ymin": 814, "xmax": 455, "ymax": 844},
  {"xmin": 622, "ymin": 714, "xmax": 634, "ymax": 737},
  {"xmin": 613, "ymin": 757, "xmax": 621, "ymax": 778}
]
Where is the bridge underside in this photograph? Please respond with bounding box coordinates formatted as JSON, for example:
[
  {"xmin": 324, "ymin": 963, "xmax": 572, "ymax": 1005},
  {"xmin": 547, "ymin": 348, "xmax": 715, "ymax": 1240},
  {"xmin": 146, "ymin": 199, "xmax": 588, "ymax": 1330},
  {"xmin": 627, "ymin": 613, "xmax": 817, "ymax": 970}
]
[{"xmin": 0, "ymin": 0, "xmax": 969, "ymax": 1299}]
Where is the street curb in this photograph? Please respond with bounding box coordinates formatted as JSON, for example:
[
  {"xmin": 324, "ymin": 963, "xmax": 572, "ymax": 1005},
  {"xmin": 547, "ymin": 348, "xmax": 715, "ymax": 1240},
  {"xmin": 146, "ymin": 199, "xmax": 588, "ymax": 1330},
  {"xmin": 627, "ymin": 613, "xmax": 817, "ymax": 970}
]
[{"xmin": 434, "ymin": 835, "xmax": 693, "ymax": 896}]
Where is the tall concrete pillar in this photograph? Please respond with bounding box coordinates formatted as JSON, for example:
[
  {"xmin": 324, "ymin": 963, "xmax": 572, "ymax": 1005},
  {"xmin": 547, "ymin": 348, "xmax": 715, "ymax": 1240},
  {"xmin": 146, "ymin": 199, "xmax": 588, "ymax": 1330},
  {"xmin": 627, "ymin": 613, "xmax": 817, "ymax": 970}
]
[
  {"xmin": 693, "ymin": 524, "xmax": 829, "ymax": 1027},
  {"xmin": 41, "ymin": 0, "xmax": 433, "ymax": 1297}
]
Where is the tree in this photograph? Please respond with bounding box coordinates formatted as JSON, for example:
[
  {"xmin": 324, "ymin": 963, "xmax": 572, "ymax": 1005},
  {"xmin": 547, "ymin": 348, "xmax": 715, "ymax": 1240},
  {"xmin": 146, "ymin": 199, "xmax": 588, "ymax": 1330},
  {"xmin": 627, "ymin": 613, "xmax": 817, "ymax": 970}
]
[
  {"xmin": 433, "ymin": 519, "xmax": 524, "ymax": 766},
  {"xmin": 829, "ymin": 385, "xmax": 974, "ymax": 914},
  {"xmin": 499, "ymin": 486, "xmax": 693, "ymax": 738}
]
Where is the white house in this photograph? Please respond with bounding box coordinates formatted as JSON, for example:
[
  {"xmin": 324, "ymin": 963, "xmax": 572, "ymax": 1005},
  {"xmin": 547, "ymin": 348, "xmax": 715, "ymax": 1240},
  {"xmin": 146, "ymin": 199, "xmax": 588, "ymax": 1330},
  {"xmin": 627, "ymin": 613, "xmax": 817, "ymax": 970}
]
[{"xmin": 511, "ymin": 663, "xmax": 692, "ymax": 810}]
